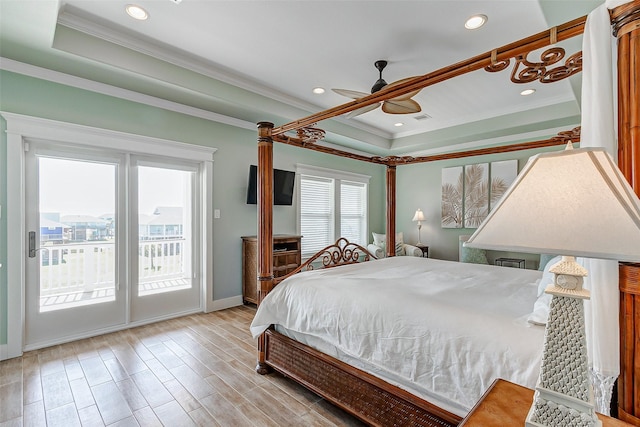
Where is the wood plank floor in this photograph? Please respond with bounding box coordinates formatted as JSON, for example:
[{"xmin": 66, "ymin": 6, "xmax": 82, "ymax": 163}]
[{"xmin": 0, "ymin": 306, "xmax": 365, "ymax": 426}]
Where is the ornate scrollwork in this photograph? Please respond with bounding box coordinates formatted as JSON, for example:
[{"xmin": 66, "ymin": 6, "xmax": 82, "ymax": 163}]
[
  {"xmin": 273, "ymin": 238, "xmax": 376, "ymax": 284},
  {"xmin": 541, "ymin": 51, "xmax": 582, "ymax": 82},
  {"xmin": 551, "ymin": 126, "xmax": 581, "ymax": 144},
  {"xmin": 484, "ymin": 48, "xmax": 511, "ymax": 73},
  {"xmin": 611, "ymin": 3, "xmax": 640, "ymax": 36},
  {"xmin": 305, "ymin": 238, "xmax": 375, "ymax": 271},
  {"xmin": 296, "ymin": 126, "xmax": 325, "ymax": 145},
  {"xmin": 485, "ymin": 47, "xmax": 582, "ymax": 84},
  {"xmin": 484, "ymin": 59, "xmax": 511, "ymax": 73},
  {"xmin": 370, "ymin": 155, "xmax": 416, "ymax": 166},
  {"xmin": 513, "ymin": 48, "xmax": 582, "ymax": 83}
]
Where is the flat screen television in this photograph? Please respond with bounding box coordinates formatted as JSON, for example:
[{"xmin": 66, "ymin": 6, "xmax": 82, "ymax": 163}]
[{"xmin": 246, "ymin": 164, "xmax": 295, "ymax": 206}]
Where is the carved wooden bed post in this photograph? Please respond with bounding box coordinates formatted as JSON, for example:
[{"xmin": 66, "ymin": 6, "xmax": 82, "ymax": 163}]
[
  {"xmin": 386, "ymin": 165, "xmax": 397, "ymax": 257},
  {"xmin": 612, "ymin": 1, "xmax": 640, "ymax": 424},
  {"xmin": 256, "ymin": 121, "xmax": 274, "ymax": 374}
]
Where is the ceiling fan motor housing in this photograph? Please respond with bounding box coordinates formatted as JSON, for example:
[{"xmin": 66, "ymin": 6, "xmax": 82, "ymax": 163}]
[{"xmin": 371, "ymin": 60, "xmax": 388, "ymax": 93}]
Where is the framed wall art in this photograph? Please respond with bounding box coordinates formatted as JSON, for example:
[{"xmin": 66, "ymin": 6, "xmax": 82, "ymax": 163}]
[
  {"xmin": 489, "ymin": 159, "xmax": 518, "ymax": 210},
  {"xmin": 441, "ymin": 166, "xmax": 463, "ymax": 228},
  {"xmin": 463, "ymin": 163, "xmax": 489, "ymax": 228},
  {"xmin": 441, "ymin": 159, "xmax": 519, "ymax": 229}
]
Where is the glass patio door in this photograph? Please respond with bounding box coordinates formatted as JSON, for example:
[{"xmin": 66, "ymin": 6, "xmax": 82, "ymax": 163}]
[
  {"xmin": 129, "ymin": 159, "xmax": 200, "ymax": 322},
  {"xmin": 24, "ymin": 145, "xmax": 203, "ymax": 349},
  {"xmin": 24, "ymin": 144, "xmax": 127, "ymax": 348}
]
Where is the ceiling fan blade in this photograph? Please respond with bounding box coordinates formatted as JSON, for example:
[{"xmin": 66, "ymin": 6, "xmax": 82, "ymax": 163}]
[
  {"xmin": 384, "ymin": 77, "xmax": 422, "ymax": 100},
  {"xmin": 345, "ymin": 103, "xmax": 381, "ymax": 118},
  {"xmin": 332, "ymin": 88, "xmax": 370, "ymax": 99},
  {"xmin": 382, "ymin": 98, "xmax": 421, "ymax": 115}
]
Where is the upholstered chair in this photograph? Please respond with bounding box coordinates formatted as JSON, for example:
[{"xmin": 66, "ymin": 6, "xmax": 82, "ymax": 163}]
[{"xmin": 367, "ymin": 232, "xmax": 422, "ymax": 258}]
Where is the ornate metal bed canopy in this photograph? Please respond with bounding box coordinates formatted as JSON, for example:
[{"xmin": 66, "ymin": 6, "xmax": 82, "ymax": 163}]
[{"xmin": 255, "ymin": 2, "xmax": 640, "ymax": 425}]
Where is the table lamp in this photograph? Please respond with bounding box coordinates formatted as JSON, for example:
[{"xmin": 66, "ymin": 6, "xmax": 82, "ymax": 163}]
[
  {"xmin": 412, "ymin": 208, "xmax": 426, "ymax": 245},
  {"xmin": 465, "ymin": 144, "xmax": 640, "ymax": 427}
]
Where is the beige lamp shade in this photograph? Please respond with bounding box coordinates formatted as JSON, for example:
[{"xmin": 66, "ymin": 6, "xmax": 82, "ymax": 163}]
[
  {"xmin": 412, "ymin": 209, "xmax": 426, "ymax": 222},
  {"xmin": 465, "ymin": 146, "xmax": 640, "ymax": 262}
]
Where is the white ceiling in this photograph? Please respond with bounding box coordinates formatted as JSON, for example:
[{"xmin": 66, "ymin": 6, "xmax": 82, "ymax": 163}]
[{"xmin": 0, "ymin": 0, "xmax": 603, "ymax": 155}]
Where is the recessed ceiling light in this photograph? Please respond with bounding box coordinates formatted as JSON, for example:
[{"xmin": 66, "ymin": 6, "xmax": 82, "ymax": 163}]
[
  {"xmin": 312, "ymin": 87, "xmax": 325, "ymax": 94},
  {"xmin": 126, "ymin": 4, "xmax": 149, "ymax": 20},
  {"xmin": 394, "ymin": 122, "xmax": 404, "ymax": 127},
  {"xmin": 465, "ymin": 14, "xmax": 487, "ymax": 30},
  {"xmin": 520, "ymin": 88, "xmax": 536, "ymax": 96}
]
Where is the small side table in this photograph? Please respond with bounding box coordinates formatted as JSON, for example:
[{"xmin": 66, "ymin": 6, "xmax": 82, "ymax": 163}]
[
  {"xmin": 460, "ymin": 379, "xmax": 631, "ymax": 426},
  {"xmin": 495, "ymin": 257, "xmax": 525, "ymax": 268},
  {"xmin": 415, "ymin": 244, "xmax": 429, "ymax": 258}
]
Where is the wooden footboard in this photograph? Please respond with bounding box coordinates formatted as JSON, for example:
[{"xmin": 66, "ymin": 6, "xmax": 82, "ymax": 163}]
[
  {"xmin": 273, "ymin": 237, "xmax": 377, "ymax": 285},
  {"xmin": 264, "ymin": 329, "xmax": 462, "ymax": 427}
]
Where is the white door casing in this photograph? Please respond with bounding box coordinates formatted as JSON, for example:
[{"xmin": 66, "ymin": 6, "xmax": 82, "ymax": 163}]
[{"xmin": 2, "ymin": 112, "xmax": 215, "ymax": 357}]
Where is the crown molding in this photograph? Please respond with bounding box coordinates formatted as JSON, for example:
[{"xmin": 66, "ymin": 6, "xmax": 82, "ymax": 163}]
[
  {"xmin": 56, "ymin": 8, "xmax": 392, "ymax": 141},
  {"xmin": 1, "ymin": 57, "xmax": 256, "ymax": 131}
]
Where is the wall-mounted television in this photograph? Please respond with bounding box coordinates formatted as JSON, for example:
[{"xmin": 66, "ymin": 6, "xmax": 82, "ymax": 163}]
[{"xmin": 246, "ymin": 165, "xmax": 295, "ymax": 206}]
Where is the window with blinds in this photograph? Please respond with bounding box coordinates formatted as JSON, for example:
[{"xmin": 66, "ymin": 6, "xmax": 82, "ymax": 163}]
[
  {"xmin": 297, "ymin": 165, "xmax": 370, "ymax": 259},
  {"xmin": 340, "ymin": 181, "xmax": 366, "ymax": 244},
  {"xmin": 300, "ymin": 175, "xmax": 335, "ymax": 256}
]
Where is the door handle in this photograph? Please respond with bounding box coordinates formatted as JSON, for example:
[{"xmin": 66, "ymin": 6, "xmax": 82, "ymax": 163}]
[
  {"xmin": 28, "ymin": 231, "xmax": 49, "ymax": 258},
  {"xmin": 29, "ymin": 231, "xmax": 36, "ymax": 257}
]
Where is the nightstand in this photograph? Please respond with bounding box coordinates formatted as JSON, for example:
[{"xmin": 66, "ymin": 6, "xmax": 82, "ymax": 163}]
[
  {"xmin": 460, "ymin": 379, "xmax": 631, "ymax": 426},
  {"xmin": 415, "ymin": 244, "xmax": 429, "ymax": 258},
  {"xmin": 495, "ymin": 257, "xmax": 525, "ymax": 268}
]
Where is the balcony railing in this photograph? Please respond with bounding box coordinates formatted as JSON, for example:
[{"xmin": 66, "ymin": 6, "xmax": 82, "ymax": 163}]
[
  {"xmin": 138, "ymin": 239, "xmax": 187, "ymax": 283},
  {"xmin": 39, "ymin": 238, "xmax": 188, "ymax": 298},
  {"xmin": 40, "ymin": 242, "xmax": 115, "ymax": 296}
]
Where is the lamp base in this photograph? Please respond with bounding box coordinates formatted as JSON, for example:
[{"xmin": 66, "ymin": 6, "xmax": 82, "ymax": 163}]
[
  {"xmin": 525, "ymin": 386, "xmax": 601, "ymax": 427},
  {"xmin": 525, "ymin": 284, "xmax": 600, "ymax": 427}
]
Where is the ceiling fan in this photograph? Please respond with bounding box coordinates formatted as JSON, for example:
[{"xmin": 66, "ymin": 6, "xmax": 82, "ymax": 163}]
[{"xmin": 332, "ymin": 60, "xmax": 422, "ymax": 118}]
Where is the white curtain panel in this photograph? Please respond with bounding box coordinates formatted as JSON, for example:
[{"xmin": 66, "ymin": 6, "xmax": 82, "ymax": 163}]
[{"xmin": 579, "ymin": 0, "xmax": 632, "ymax": 414}]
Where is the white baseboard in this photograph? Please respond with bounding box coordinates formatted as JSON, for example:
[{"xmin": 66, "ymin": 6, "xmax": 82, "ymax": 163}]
[
  {"xmin": 23, "ymin": 307, "xmax": 203, "ymax": 353},
  {"xmin": 0, "ymin": 344, "xmax": 8, "ymax": 361},
  {"xmin": 208, "ymin": 295, "xmax": 244, "ymax": 312},
  {"xmin": 4, "ymin": 297, "xmax": 245, "ymax": 356}
]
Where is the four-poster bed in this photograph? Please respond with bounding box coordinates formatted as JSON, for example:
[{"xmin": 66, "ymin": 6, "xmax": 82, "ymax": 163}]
[{"xmin": 253, "ymin": 2, "xmax": 640, "ymax": 426}]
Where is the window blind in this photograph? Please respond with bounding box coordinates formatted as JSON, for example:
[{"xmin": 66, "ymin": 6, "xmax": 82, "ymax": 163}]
[
  {"xmin": 340, "ymin": 181, "xmax": 366, "ymax": 245},
  {"xmin": 300, "ymin": 175, "xmax": 334, "ymax": 257}
]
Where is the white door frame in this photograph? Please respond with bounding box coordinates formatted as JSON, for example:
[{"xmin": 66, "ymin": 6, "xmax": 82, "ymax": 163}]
[{"xmin": 2, "ymin": 112, "xmax": 216, "ymax": 359}]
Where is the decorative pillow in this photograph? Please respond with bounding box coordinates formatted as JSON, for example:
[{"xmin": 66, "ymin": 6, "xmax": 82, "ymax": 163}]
[
  {"xmin": 527, "ymin": 255, "xmax": 561, "ymax": 326},
  {"xmin": 395, "ymin": 232, "xmax": 405, "ymax": 255},
  {"xmin": 372, "ymin": 232, "xmax": 386, "ymax": 247},
  {"xmin": 460, "ymin": 246, "xmax": 488, "ymax": 264},
  {"xmin": 538, "ymin": 254, "xmax": 557, "ymax": 271},
  {"xmin": 372, "ymin": 232, "xmax": 405, "ymax": 255}
]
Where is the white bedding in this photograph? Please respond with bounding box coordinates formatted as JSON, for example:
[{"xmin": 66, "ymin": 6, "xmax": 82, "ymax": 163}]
[{"xmin": 250, "ymin": 256, "xmax": 545, "ymax": 416}]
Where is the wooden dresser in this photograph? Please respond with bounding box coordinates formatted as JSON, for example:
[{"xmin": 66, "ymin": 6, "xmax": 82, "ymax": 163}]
[
  {"xmin": 241, "ymin": 235, "xmax": 302, "ymax": 305},
  {"xmin": 460, "ymin": 379, "xmax": 632, "ymax": 426}
]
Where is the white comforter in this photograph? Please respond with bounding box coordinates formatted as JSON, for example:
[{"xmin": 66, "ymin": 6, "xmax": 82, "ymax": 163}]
[{"xmin": 250, "ymin": 256, "xmax": 544, "ymax": 416}]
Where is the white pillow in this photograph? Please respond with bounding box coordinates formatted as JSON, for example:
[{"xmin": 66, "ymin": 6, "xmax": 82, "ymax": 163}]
[
  {"xmin": 372, "ymin": 232, "xmax": 405, "ymax": 255},
  {"xmin": 527, "ymin": 256, "xmax": 561, "ymax": 326},
  {"xmin": 372, "ymin": 232, "xmax": 386, "ymax": 247}
]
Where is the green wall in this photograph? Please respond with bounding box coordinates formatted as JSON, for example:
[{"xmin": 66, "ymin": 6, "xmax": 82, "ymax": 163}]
[
  {"xmin": 0, "ymin": 111, "xmax": 6, "ymax": 345},
  {"xmin": 0, "ymin": 68, "xmax": 569, "ymax": 347},
  {"xmin": 396, "ymin": 146, "xmax": 566, "ymax": 268},
  {"xmin": 0, "ymin": 70, "xmax": 387, "ymax": 345}
]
